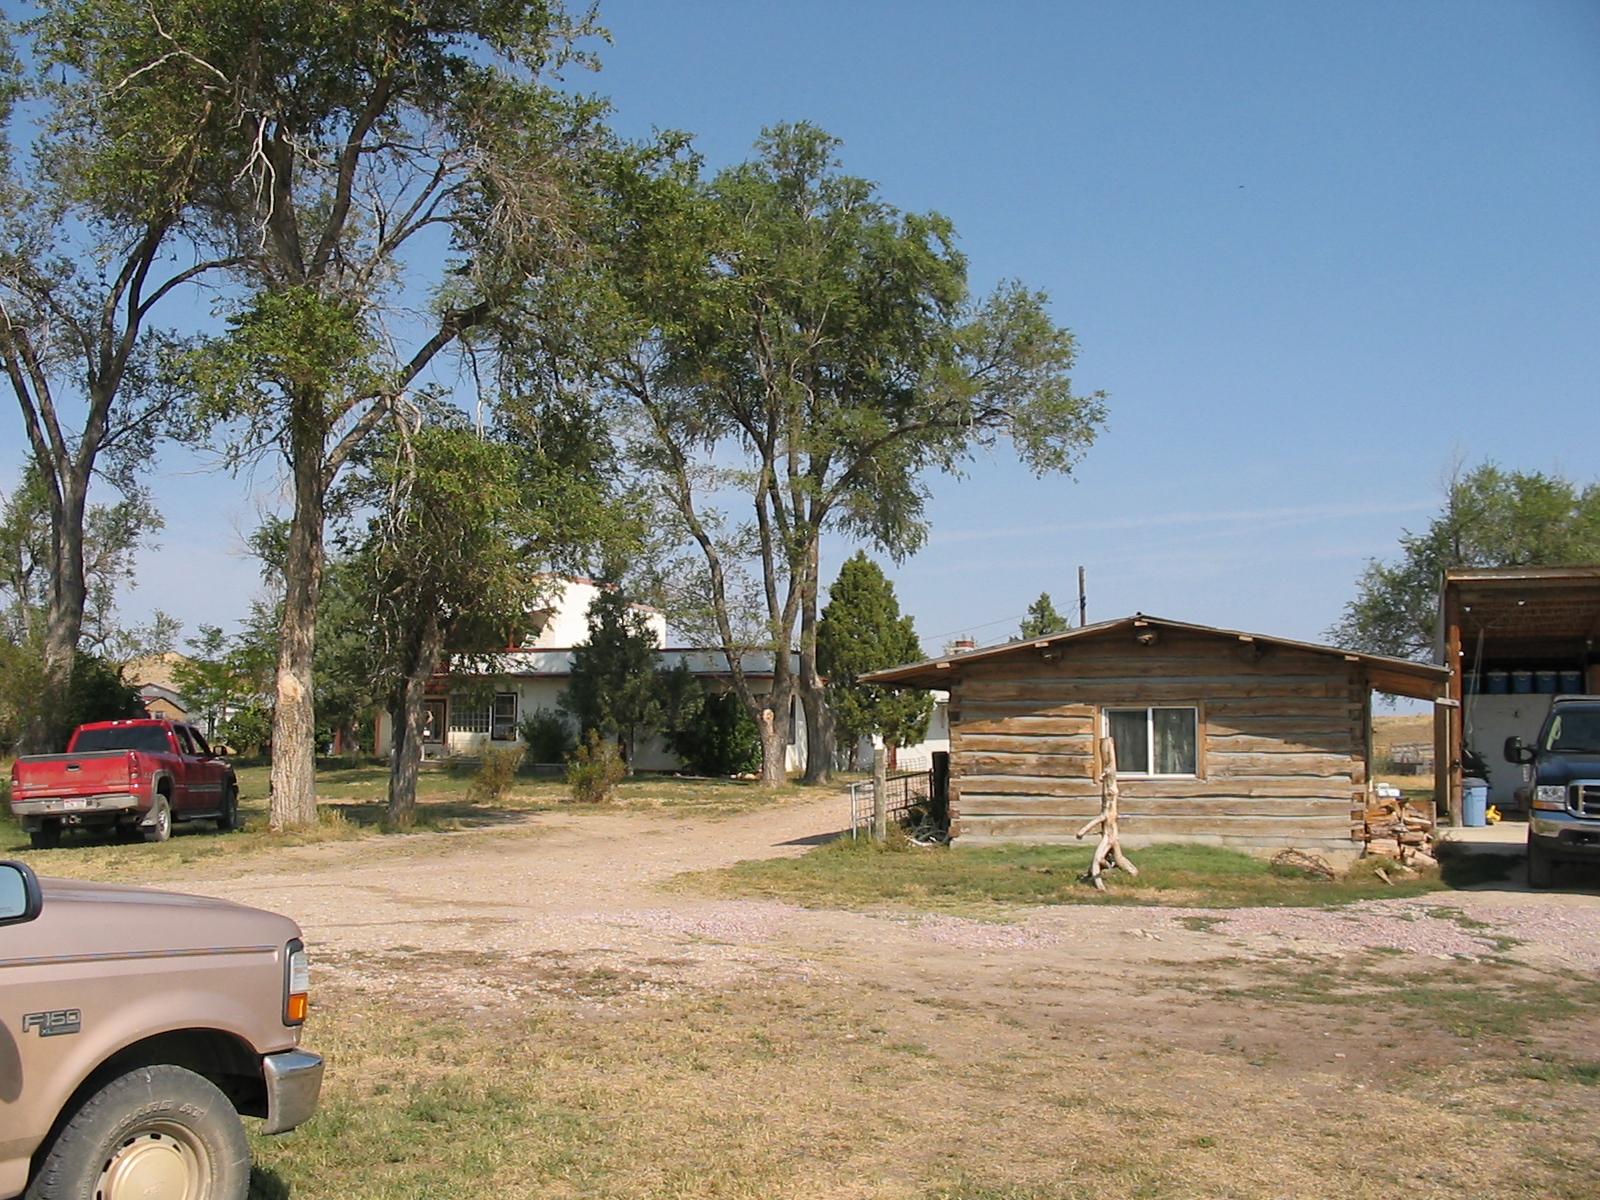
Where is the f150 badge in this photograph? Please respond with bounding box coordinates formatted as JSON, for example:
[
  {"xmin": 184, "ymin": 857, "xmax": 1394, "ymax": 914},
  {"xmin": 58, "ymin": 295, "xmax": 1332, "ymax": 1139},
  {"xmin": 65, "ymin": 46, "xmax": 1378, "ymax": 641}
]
[{"xmin": 23, "ymin": 1009, "xmax": 81, "ymax": 1037}]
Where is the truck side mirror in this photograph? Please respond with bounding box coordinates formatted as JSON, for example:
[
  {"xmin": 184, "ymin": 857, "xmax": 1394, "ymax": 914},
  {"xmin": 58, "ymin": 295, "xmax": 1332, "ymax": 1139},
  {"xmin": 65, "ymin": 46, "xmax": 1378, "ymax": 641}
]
[
  {"xmin": 0, "ymin": 861, "xmax": 42, "ymax": 926},
  {"xmin": 1504, "ymin": 735, "xmax": 1535, "ymax": 765}
]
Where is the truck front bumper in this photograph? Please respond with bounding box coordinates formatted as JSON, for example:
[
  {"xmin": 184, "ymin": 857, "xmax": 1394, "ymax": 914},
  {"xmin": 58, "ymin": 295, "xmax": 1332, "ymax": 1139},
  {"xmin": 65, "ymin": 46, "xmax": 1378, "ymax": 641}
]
[
  {"xmin": 261, "ymin": 1048, "xmax": 325, "ymax": 1134},
  {"xmin": 1529, "ymin": 811, "xmax": 1600, "ymax": 862}
]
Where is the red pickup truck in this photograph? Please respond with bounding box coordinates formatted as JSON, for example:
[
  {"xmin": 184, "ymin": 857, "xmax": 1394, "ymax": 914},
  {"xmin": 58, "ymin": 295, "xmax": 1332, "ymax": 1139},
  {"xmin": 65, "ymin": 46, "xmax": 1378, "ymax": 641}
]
[{"xmin": 9, "ymin": 719, "xmax": 239, "ymax": 849}]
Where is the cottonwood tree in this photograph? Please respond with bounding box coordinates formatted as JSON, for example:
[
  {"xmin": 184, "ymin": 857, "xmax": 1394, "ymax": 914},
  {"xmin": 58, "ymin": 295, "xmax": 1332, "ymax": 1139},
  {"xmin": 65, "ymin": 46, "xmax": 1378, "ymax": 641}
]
[
  {"xmin": 347, "ymin": 423, "xmax": 544, "ymax": 827},
  {"xmin": 1330, "ymin": 462, "xmax": 1600, "ymax": 660},
  {"xmin": 68, "ymin": 0, "xmax": 613, "ymax": 826},
  {"xmin": 816, "ymin": 552, "xmax": 932, "ymax": 768},
  {"xmin": 594, "ymin": 125, "xmax": 1106, "ymax": 785},
  {"xmin": 0, "ymin": 12, "xmax": 242, "ymax": 751}
]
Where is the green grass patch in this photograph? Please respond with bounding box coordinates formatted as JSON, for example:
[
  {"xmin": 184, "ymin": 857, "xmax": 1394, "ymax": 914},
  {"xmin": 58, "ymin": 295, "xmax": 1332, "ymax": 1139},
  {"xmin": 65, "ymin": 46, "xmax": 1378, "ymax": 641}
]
[{"xmin": 680, "ymin": 837, "xmax": 1449, "ymax": 913}]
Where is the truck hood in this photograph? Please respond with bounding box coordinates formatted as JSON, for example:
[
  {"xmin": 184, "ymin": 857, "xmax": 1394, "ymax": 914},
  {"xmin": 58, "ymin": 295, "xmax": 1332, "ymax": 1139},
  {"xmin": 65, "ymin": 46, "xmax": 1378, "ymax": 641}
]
[
  {"xmin": 1, "ymin": 876, "xmax": 302, "ymax": 961},
  {"xmin": 1534, "ymin": 755, "xmax": 1600, "ymax": 786}
]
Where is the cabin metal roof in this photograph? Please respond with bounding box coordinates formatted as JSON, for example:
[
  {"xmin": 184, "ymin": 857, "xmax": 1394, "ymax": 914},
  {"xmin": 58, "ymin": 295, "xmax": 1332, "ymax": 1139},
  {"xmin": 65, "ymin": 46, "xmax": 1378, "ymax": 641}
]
[{"xmin": 859, "ymin": 613, "xmax": 1451, "ymax": 701}]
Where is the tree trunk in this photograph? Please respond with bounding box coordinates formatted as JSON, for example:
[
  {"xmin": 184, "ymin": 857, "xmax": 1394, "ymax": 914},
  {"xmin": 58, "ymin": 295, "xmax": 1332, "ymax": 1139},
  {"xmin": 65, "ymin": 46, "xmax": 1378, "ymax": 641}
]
[
  {"xmin": 19, "ymin": 469, "xmax": 89, "ymax": 755},
  {"xmin": 386, "ymin": 610, "xmax": 445, "ymax": 829},
  {"xmin": 269, "ymin": 421, "xmax": 327, "ymax": 830},
  {"xmin": 798, "ymin": 540, "xmax": 833, "ymax": 784},
  {"xmin": 756, "ymin": 705, "xmax": 789, "ymax": 787}
]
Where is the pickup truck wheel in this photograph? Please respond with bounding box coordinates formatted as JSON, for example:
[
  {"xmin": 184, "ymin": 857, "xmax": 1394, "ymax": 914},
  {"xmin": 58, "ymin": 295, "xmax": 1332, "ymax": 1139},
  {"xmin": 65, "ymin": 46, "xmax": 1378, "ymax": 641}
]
[
  {"xmin": 216, "ymin": 784, "xmax": 240, "ymax": 832},
  {"xmin": 28, "ymin": 820, "xmax": 61, "ymax": 850},
  {"xmin": 142, "ymin": 797, "xmax": 173, "ymax": 844},
  {"xmin": 23, "ymin": 1064, "xmax": 249, "ymax": 1200},
  {"xmin": 1527, "ymin": 842, "xmax": 1556, "ymax": 889}
]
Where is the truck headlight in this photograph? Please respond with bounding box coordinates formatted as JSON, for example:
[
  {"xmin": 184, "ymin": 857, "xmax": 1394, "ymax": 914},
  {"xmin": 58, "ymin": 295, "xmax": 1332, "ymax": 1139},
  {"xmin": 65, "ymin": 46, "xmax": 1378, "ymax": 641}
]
[
  {"xmin": 284, "ymin": 938, "xmax": 310, "ymax": 1025},
  {"xmin": 1532, "ymin": 785, "xmax": 1569, "ymax": 811}
]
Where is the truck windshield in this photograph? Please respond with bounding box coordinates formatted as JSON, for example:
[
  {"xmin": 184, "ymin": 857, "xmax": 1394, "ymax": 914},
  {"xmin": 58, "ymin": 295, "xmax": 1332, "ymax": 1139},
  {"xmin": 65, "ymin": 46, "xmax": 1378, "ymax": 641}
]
[
  {"xmin": 70, "ymin": 726, "xmax": 171, "ymax": 754},
  {"xmin": 1544, "ymin": 711, "xmax": 1600, "ymax": 754}
]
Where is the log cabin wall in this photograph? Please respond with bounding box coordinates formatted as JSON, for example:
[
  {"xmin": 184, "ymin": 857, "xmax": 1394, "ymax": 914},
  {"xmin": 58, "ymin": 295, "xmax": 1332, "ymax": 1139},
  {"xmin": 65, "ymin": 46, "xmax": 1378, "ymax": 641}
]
[{"xmin": 947, "ymin": 628, "xmax": 1368, "ymax": 849}]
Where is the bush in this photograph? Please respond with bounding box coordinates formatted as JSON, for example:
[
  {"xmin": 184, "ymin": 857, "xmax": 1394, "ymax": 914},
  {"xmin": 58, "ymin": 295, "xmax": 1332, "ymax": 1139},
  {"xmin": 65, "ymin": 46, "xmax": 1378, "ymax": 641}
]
[
  {"xmin": 566, "ymin": 731, "xmax": 626, "ymax": 803},
  {"xmin": 469, "ymin": 744, "xmax": 525, "ymax": 802},
  {"xmin": 217, "ymin": 705, "xmax": 273, "ymax": 756},
  {"xmin": 519, "ymin": 708, "xmax": 574, "ymax": 764},
  {"xmin": 663, "ymin": 689, "xmax": 761, "ymax": 776}
]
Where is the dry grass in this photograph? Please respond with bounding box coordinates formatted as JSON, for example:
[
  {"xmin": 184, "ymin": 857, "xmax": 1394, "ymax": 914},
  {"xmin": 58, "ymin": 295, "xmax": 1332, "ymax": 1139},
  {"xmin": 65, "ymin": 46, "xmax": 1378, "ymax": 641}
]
[{"xmin": 245, "ymin": 946, "xmax": 1600, "ymax": 1199}]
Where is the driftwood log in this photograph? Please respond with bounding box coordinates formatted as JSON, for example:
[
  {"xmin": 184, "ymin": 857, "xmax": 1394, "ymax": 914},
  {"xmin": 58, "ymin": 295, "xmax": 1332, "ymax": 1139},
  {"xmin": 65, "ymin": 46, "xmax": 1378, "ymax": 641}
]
[{"xmin": 1076, "ymin": 736, "xmax": 1139, "ymax": 890}]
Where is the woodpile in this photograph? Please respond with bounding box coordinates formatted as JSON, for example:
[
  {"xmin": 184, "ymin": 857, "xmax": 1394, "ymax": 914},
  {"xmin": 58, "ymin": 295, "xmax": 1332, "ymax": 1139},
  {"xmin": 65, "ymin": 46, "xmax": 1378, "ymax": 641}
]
[{"xmin": 1351, "ymin": 790, "xmax": 1437, "ymax": 868}]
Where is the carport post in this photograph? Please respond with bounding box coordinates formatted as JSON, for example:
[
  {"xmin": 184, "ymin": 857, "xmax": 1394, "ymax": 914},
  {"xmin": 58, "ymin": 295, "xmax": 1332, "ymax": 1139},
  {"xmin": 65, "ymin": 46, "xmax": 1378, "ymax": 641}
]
[{"xmin": 873, "ymin": 745, "xmax": 888, "ymax": 843}]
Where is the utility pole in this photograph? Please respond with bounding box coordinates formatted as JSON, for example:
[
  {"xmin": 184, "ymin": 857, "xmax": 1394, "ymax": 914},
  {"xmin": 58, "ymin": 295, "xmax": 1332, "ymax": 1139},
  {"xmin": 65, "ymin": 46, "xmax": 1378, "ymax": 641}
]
[{"xmin": 1078, "ymin": 565, "xmax": 1087, "ymax": 627}]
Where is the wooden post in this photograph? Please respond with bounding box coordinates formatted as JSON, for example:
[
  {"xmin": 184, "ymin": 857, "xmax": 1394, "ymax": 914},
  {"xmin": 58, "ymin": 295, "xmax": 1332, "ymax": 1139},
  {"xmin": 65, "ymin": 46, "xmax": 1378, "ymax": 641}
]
[
  {"xmin": 1076, "ymin": 736, "xmax": 1138, "ymax": 890},
  {"xmin": 1077, "ymin": 565, "xmax": 1087, "ymax": 627},
  {"xmin": 872, "ymin": 744, "xmax": 888, "ymax": 843}
]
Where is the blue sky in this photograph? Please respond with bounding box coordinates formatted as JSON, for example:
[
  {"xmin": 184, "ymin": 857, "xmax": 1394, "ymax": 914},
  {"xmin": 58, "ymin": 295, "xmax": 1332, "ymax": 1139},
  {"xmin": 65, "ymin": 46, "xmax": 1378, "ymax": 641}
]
[{"xmin": 6, "ymin": 0, "xmax": 1599, "ymax": 657}]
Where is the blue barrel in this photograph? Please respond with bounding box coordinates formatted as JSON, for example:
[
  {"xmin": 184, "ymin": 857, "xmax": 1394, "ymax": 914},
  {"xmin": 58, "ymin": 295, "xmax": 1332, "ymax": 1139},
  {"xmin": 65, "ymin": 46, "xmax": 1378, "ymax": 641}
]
[
  {"xmin": 1485, "ymin": 671, "xmax": 1509, "ymax": 694},
  {"xmin": 1512, "ymin": 670, "xmax": 1534, "ymax": 694},
  {"xmin": 1463, "ymin": 672, "xmax": 1479, "ymax": 695},
  {"xmin": 1536, "ymin": 670, "xmax": 1558, "ymax": 694},
  {"xmin": 1463, "ymin": 779, "xmax": 1489, "ymax": 827},
  {"xmin": 1560, "ymin": 670, "xmax": 1583, "ymax": 694}
]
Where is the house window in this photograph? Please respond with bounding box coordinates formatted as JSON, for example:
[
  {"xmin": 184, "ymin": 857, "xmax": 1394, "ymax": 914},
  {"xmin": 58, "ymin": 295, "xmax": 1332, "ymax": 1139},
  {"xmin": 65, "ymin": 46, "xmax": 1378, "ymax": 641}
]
[
  {"xmin": 1105, "ymin": 707, "xmax": 1198, "ymax": 776},
  {"xmin": 449, "ymin": 699, "xmax": 490, "ymax": 734},
  {"xmin": 491, "ymin": 693, "xmax": 519, "ymax": 741}
]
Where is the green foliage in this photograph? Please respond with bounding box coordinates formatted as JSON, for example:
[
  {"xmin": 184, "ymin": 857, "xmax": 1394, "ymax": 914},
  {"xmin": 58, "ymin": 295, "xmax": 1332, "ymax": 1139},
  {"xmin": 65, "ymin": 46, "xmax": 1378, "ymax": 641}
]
[
  {"xmin": 1330, "ymin": 463, "xmax": 1600, "ymax": 659},
  {"xmin": 217, "ymin": 705, "xmax": 273, "ymax": 756},
  {"xmin": 170, "ymin": 617, "xmax": 275, "ymax": 742},
  {"xmin": 566, "ymin": 730, "xmax": 626, "ymax": 803},
  {"xmin": 62, "ymin": 652, "xmax": 143, "ymax": 735},
  {"xmin": 518, "ymin": 709, "xmax": 575, "ymax": 764},
  {"xmin": 468, "ymin": 745, "xmax": 525, "ymax": 803},
  {"xmin": 1018, "ymin": 592, "xmax": 1070, "ymax": 639},
  {"xmin": 559, "ymin": 578, "xmax": 664, "ymax": 764},
  {"xmin": 593, "ymin": 123, "xmax": 1105, "ymax": 783},
  {"xmin": 662, "ymin": 688, "xmax": 762, "ymax": 777},
  {"xmin": 816, "ymin": 553, "xmax": 932, "ymax": 753}
]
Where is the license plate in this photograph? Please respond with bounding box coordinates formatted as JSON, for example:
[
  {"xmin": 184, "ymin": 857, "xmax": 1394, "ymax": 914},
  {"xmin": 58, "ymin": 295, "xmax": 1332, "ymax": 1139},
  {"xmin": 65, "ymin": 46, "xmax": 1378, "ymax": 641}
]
[{"xmin": 60, "ymin": 798, "xmax": 87, "ymax": 810}]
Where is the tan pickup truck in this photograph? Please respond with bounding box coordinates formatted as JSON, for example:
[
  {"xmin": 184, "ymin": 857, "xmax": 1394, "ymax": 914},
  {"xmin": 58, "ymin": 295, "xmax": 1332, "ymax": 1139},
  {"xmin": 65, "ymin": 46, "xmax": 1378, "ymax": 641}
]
[{"xmin": 0, "ymin": 860, "xmax": 322, "ymax": 1200}]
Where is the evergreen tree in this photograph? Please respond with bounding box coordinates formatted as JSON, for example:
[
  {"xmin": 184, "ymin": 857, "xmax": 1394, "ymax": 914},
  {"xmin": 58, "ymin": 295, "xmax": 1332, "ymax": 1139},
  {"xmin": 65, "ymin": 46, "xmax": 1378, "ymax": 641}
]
[
  {"xmin": 1019, "ymin": 592, "xmax": 1071, "ymax": 639},
  {"xmin": 816, "ymin": 553, "xmax": 933, "ymax": 761},
  {"xmin": 560, "ymin": 580, "xmax": 665, "ymax": 768}
]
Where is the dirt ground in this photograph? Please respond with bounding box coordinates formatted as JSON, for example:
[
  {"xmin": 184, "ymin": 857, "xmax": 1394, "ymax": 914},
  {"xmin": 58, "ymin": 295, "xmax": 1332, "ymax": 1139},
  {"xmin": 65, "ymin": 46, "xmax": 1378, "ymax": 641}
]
[{"xmin": 161, "ymin": 793, "xmax": 1600, "ymax": 1199}]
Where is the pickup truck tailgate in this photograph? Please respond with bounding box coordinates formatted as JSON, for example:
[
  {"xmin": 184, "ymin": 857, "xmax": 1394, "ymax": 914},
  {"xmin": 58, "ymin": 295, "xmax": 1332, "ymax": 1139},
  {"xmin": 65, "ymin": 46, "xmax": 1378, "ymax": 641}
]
[{"xmin": 11, "ymin": 750, "xmax": 137, "ymax": 802}]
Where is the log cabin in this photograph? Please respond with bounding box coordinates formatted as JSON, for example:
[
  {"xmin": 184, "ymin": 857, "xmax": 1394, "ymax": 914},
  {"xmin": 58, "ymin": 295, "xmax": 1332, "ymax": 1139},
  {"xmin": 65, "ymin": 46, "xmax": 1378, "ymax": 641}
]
[{"xmin": 860, "ymin": 614, "xmax": 1451, "ymax": 851}]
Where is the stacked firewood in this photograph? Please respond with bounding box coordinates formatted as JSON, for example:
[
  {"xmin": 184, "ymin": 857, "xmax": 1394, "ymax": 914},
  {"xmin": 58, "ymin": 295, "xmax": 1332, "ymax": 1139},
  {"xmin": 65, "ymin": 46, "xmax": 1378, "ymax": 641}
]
[{"xmin": 1351, "ymin": 791, "xmax": 1437, "ymax": 868}]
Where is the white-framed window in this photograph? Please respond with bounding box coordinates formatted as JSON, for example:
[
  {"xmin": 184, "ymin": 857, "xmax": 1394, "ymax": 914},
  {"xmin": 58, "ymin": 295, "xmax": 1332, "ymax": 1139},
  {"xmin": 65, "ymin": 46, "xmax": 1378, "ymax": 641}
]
[
  {"xmin": 491, "ymin": 693, "xmax": 519, "ymax": 741},
  {"xmin": 1104, "ymin": 707, "xmax": 1199, "ymax": 777},
  {"xmin": 449, "ymin": 697, "xmax": 490, "ymax": 734}
]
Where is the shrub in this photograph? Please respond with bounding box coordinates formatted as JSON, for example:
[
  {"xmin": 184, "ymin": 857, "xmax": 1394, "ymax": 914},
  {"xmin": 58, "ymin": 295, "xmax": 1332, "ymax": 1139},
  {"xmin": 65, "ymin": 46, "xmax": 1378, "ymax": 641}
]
[
  {"xmin": 519, "ymin": 708, "xmax": 574, "ymax": 764},
  {"xmin": 566, "ymin": 731, "xmax": 626, "ymax": 803},
  {"xmin": 663, "ymin": 689, "xmax": 761, "ymax": 776},
  {"xmin": 469, "ymin": 744, "xmax": 525, "ymax": 802},
  {"xmin": 217, "ymin": 705, "xmax": 273, "ymax": 756}
]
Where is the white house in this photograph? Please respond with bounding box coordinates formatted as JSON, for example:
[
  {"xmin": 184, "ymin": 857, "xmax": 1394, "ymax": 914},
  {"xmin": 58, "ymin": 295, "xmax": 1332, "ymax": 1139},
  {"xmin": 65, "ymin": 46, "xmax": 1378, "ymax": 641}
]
[{"xmin": 372, "ymin": 578, "xmax": 809, "ymax": 773}]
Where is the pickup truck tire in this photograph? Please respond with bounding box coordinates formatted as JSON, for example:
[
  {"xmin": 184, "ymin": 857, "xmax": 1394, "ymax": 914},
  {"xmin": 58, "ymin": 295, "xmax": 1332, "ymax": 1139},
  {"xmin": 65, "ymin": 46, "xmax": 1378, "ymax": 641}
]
[
  {"xmin": 1527, "ymin": 842, "xmax": 1556, "ymax": 889},
  {"xmin": 142, "ymin": 797, "xmax": 173, "ymax": 844},
  {"xmin": 217, "ymin": 784, "xmax": 240, "ymax": 832},
  {"xmin": 24, "ymin": 1064, "xmax": 250, "ymax": 1200},
  {"xmin": 29, "ymin": 820, "xmax": 61, "ymax": 850}
]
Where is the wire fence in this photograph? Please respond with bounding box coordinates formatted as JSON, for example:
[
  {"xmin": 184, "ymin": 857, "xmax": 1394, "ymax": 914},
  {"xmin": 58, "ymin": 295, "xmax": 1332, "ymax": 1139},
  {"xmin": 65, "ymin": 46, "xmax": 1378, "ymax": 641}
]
[{"xmin": 848, "ymin": 769, "xmax": 933, "ymax": 839}]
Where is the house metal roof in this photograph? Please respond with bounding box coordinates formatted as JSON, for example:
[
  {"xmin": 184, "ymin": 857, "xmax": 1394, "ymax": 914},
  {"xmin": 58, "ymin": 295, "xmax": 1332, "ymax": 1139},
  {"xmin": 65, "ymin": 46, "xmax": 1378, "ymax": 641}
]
[{"xmin": 859, "ymin": 613, "xmax": 1451, "ymax": 701}]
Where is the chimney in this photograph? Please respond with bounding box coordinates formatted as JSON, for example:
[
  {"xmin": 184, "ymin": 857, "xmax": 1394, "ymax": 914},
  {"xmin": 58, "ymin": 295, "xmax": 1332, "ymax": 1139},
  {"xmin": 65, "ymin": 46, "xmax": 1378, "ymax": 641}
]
[{"xmin": 952, "ymin": 638, "xmax": 977, "ymax": 653}]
